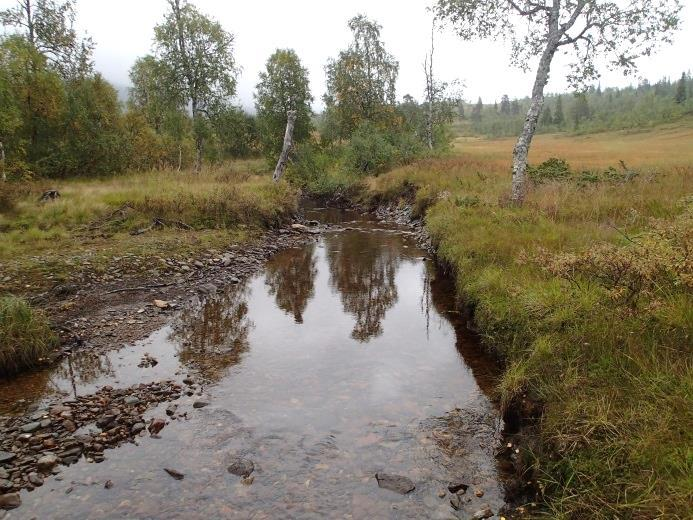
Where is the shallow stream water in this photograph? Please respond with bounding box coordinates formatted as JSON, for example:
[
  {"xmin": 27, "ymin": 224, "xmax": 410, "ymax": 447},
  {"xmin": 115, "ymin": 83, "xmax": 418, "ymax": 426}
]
[{"xmin": 2, "ymin": 208, "xmax": 507, "ymax": 519}]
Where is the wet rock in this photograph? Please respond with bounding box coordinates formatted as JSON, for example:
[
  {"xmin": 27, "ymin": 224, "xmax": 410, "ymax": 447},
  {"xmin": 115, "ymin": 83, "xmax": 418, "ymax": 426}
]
[
  {"xmin": 0, "ymin": 452, "xmax": 15, "ymax": 464},
  {"xmin": 96, "ymin": 415, "xmax": 116, "ymax": 429},
  {"xmin": 164, "ymin": 468, "xmax": 185, "ymax": 480},
  {"xmin": 20, "ymin": 422, "xmax": 41, "ymax": 433},
  {"xmin": 148, "ymin": 418, "xmax": 166, "ymax": 436},
  {"xmin": 448, "ymin": 482, "xmax": 468, "ymax": 494},
  {"xmin": 0, "ymin": 480, "xmax": 11, "ymax": 493},
  {"xmin": 375, "ymin": 473, "xmax": 415, "ymax": 495},
  {"xmin": 193, "ymin": 396, "xmax": 211, "ymax": 409},
  {"xmin": 471, "ymin": 507, "xmax": 494, "ymax": 520},
  {"xmin": 0, "ymin": 493, "xmax": 21, "ymax": 510},
  {"xmin": 227, "ymin": 457, "xmax": 254, "ymax": 477},
  {"xmin": 36, "ymin": 454, "xmax": 59, "ymax": 472},
  {"xmin": 27, "ymin": 473, "xmax": 43, "ymax": 486}
]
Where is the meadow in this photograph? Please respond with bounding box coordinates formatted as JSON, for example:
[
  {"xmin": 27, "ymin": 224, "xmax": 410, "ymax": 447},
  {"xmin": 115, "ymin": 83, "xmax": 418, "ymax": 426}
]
[
  {"xmin": 364, "ymin": 119, "xmax": 693, "ymax": 518},
  {"xmin": 0, "ymin": 160, "xmax": 297, "ymax": 296}
]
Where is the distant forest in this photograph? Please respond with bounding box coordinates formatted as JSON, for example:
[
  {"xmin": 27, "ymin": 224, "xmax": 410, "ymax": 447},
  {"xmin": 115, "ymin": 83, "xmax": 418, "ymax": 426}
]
[{"xmin": 462, "ymin": 72, "xmax": 693, "ymax": 137}]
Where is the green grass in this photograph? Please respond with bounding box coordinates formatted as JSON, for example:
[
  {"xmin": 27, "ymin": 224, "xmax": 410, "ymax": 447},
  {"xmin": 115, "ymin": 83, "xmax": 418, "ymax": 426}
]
[
  {"xmin": 0, "ymin": 295, "xmax": 58, "ymax": 376},
  {"xmin": 362, "ymin": 124, "xmax": 693, "ymax": 518},
  {"xmin": 0, "ymin": 160, "xmax": 299, "ymax": 294}
]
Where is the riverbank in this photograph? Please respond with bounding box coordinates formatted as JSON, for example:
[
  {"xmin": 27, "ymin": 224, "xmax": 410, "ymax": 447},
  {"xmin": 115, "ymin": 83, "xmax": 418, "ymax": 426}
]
[
  {"xmin": 357, "ymin": 126, "xmax": 693, "ymax": 518},
  {"xmin": 0, "ymin": 161, "xmax": 311, "ymax": 373}
]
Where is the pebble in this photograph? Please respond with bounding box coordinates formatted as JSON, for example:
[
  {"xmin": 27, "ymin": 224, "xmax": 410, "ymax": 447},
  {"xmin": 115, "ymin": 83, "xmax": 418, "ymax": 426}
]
[
  {"xmin": 471, "ymin": 507, "xmax": 494, "ymax": 520},
  {"xmin": 227, "ymin": 457, "xmax": 254, "ymax": 478},
  {"xmin": 164, "ymin": 468, "xmax": 185, "ymax": 480},
  {"xmin": 192, "ymin": 396, "xmax": 211, "ymax": 409},
  {"xmin": 36, "ymin": 454, "xmax": 59, "ymax": 472},
  {"xmin": 20, "ymin": 422, "xmax": 41, "ymax": 433}
]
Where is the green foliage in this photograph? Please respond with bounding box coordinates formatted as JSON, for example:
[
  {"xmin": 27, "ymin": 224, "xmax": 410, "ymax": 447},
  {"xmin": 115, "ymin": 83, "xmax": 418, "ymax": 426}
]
[
  {"xmin": 342, "ymin": 122, "xmax": 424, "ymax": 175},
  {"xmin": 0, "ymin": 0, "xmax": 94, "ymax": 79},
  {"xmin": 323, "ymin": 14, "xmax": 399, "ymax": 140},
  {"xmin": 466, "ymin": 74, "xmax": 693, "ymax": 138},
  {"xmin": 154, "ymin": 0, "xmax": 238, "ymax": 167},
  {"xmin": 0, "ymin": 295, "xmax": 57, "ymax": 376},
  {"xmin": 45, "ymin": 74, "xmax": 128, "ymax": 177},
  {"xmin": 527, "ymin": 157, "xmax": 572, "ymax": 184},
  {"xmin": 255, "ymin": 49, "xmax": 313, "ymax": 159}
]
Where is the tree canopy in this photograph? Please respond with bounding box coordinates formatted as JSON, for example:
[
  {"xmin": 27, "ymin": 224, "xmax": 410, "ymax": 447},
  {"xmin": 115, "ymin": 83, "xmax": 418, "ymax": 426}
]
[{"xmin": 255, "ymin": 49, "xmax": 313, "ymax": 159}]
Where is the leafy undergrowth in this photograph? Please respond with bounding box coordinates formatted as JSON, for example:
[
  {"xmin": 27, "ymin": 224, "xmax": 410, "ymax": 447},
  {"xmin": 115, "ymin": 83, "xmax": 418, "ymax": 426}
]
[
  {"xmin": 365, "ymin": 128, "xmax": 693, "ymax": 518},
  {"xmin": 0, "ymin": 295, "xmax": 58, "ymax": 376},
  {"xmin": 0, "ymin": 161, "xmax": 298, "ymax": 293}
]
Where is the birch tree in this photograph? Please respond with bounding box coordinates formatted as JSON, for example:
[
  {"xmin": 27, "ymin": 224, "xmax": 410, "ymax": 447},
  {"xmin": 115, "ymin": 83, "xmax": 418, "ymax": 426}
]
[
  {"xmin": 423, "ymin": 17, "xmax": 462, "ymax": 150},
  {"xmin": 435, "ymin": 0, "xmax": 683, "ymax": 204},
  {"xmin": 0, "ymin": 0, "xmax": 93, "ymax": 79},
  {"xmin": 154, "ymin": 0, "xmax": 237, "ymax": 172},
  {"xmin": 324, "ymin": 15, "xmax": 399, "ymax": 139}
]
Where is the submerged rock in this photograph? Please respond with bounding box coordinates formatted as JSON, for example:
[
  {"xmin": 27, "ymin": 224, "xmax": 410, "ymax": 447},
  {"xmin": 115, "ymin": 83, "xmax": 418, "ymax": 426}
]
[
  {"xmin": 227, "ymin": 457, "xmax": 254, "ymax": 477},
  {"xmin": 0, "ymin": 493, "xmax": 20, "ymax": 510},
  {"xmin": 471, "ymin": 507, "xmax": 494, "ymax": 519},
  {"xmin": 375, "ymin": 473, "xmax": 415, "ymax": 495},
  {"xmin": 164, "ymin": 468, "xmax": 185, "ymax": 480}
]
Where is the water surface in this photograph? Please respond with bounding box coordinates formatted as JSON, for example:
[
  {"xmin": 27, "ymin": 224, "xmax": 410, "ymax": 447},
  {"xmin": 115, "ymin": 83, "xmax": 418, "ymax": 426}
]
[{"xmin": 3, "ymin": 209, "xmax": 506, "ymax": 519}]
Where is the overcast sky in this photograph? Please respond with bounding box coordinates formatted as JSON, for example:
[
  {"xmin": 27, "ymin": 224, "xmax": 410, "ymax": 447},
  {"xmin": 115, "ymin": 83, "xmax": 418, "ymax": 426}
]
[{"xmin": 2, "ymin": 0, "xmax": 692, "ymax": 110}]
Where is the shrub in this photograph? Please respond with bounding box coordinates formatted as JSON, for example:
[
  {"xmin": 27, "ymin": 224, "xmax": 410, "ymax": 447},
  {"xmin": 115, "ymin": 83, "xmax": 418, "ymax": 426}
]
[
  {"xmin": 342, "ymin": 122, "xmax": 399, "ymax": 175},
  {"xmin": 0, "ymin": 295, "xmax": 57, "ymax": 375},
  {"xmin": 527, "ymin": 157, "xmax": 572, "ymax": 184}
]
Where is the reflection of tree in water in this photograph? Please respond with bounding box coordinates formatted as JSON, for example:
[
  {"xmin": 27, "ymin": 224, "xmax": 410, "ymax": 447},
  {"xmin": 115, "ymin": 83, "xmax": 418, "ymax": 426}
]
[
  {"xmin": 54, "ymin": 351, "xmax": 115, "ymax": 398},
  {"xmin": 264, "ymin": 244, "xmax": 317, "ymax": 323},
  {"xmin": 426, "ymin": 265, "xmax": 500, "ymax": 395},
  {"xmin": 327, "ymin": 231, "xmax": 400, "ymax": 342},
  {"xmin": 171, "ymin": 283, "xmax": 253, "ymax": 381}
]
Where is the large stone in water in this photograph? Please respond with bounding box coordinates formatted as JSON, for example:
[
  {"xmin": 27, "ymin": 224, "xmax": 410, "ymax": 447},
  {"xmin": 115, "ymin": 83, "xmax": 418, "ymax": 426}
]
[
  {"xmin": 0, "ymin": 493, "xmax": 21, "ymax": 510},
  {"xmin": 375, "ymin": 473, "xmax": 415, "ymax": 495}
]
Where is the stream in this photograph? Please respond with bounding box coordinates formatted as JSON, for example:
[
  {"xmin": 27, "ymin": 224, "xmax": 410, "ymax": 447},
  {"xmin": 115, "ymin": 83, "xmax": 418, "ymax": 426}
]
[{"xmin": 1, "ymin": 208, "xmax": 509, "ymax": 519}]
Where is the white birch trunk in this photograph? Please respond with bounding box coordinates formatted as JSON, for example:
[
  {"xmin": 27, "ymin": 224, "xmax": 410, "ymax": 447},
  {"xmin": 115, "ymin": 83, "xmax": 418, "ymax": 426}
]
[
  {"xmin": 273, "ymin": 110, "xmax": 297, "ymax": 183},
  {"xmin": 511, "ymin": 6, "xmax": 562, "ymax": 205}
]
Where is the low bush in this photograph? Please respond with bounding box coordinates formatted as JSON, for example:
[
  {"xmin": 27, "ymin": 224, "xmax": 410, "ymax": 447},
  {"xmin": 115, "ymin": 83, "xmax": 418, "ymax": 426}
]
[{"xmin": 0, "ymin": 295, "xmax": 57, "ymax": 376}]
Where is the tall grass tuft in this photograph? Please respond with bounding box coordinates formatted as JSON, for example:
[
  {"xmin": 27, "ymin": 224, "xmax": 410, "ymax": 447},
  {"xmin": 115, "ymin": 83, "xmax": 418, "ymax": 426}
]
[{"xmin": 0, "ymin": 295, "xmax": 58, "ymax": 376}]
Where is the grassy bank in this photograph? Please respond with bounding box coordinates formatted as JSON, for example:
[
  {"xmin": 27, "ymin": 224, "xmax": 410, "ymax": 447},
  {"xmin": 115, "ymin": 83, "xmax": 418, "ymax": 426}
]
[
  {"xmin": 0, "ymin": 295, "xmax": 57, "ymax": 375},
  {"xmin": 365, "ymin": 123, "xmax": 693, "ymax": 518},
  {"xmin": 0, "ymin": 160, "xmax": 298, "ymax": 295}
]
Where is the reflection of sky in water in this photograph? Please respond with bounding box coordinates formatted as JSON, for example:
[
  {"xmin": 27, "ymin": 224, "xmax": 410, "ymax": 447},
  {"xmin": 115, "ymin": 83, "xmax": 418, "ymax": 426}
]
[{"xmin": 7, "ymin": 217, "xmax": 506, "ymax": 520}]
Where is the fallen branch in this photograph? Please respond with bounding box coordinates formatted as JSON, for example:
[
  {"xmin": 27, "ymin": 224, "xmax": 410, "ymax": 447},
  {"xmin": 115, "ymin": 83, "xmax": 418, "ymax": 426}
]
[
  {"xmin": 104, "ymin": 283, "xmax": 174, "ymax": 295},
  {"xmin": 131, "ymin": 217, "xmax": 193, "ymax": 236}
]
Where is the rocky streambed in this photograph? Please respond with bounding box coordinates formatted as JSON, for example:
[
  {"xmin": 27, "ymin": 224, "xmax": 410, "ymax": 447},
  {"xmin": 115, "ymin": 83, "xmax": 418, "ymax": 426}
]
[{"xmin": 1, "ymin": 207, "xmax": 523, "ymax": 519}]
